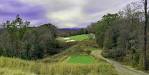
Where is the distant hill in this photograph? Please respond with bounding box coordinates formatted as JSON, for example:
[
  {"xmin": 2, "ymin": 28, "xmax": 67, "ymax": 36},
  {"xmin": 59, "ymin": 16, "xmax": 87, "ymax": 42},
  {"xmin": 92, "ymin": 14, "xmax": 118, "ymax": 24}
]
[
  {"xmin": 59, "ymin": 28, "xmax": 82, "ymax": 31},
  {"xmin": 57, "ymin": 28, "xmax": 84, "ymax": 37}
]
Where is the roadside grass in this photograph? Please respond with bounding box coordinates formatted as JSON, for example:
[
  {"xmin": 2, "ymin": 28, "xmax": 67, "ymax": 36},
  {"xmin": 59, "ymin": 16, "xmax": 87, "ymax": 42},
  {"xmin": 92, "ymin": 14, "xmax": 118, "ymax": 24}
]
[
  {"xmin": 67, "ymin": 55, "xmax": 96, "ymax": 64},
  {"xmin": 0, "ymin": 56, "xmax": 118, "ymax": 75}
]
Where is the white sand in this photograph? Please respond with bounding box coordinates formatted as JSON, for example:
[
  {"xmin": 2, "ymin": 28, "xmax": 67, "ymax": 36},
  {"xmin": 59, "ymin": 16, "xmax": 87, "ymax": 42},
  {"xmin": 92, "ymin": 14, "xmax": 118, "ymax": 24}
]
[{"xmin": 63, "ymin": 38, "xmax": 70, "ymax": 40}]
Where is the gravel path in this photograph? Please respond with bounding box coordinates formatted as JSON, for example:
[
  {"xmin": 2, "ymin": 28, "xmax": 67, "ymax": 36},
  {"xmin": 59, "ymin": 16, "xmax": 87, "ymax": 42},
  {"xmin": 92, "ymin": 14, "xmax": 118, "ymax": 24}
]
[{"xmin": 91, "ymin": 50, "xmax": 149, "ymax": 75}]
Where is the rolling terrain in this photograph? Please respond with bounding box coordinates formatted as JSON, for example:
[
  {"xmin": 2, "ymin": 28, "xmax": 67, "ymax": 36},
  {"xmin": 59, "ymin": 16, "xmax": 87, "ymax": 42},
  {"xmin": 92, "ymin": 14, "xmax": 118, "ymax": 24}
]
[{"xmin": 0, "ymin": 34, "xmax": 118, "ymax": 75}]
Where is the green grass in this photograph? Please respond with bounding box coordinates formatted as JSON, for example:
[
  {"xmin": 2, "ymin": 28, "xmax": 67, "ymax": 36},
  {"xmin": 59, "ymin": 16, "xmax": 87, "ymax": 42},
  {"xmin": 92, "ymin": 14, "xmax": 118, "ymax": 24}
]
[
  {"xmin": 57, "ymin": 34, "xmax": 94, "ymax": 42},
  {"xmin": 57, "ymin": 34, "xmax": 91, "ymax": 42},
  {"xmin": 68, "ymin": 34, "xmax": 90, "ymax": 41},
  {"xmin": 67, "ymin": 55, "xmax": 96, "ymax": 64}
]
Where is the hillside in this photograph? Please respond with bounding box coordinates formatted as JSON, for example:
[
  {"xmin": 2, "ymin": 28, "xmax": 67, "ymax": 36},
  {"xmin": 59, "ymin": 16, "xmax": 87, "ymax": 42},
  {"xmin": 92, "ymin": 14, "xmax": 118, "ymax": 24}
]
[{"xmin": 0, "ymin": 34, "xmax": 118, "ymax": 75}]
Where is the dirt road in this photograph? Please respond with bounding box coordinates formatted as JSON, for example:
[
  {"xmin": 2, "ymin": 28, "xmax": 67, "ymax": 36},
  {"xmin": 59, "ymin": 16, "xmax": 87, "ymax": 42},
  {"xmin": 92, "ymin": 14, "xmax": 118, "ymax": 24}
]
[{"xmin": 91, "ymin": 50, "xmax": 149, "ymax": 75}]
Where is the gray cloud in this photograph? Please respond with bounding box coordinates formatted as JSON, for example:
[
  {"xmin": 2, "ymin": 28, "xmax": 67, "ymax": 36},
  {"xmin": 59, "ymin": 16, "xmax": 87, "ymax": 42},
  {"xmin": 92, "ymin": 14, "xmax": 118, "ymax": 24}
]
[{"xmin": 1, "ymin": 0, "xmax": 139, "ymax": 28}]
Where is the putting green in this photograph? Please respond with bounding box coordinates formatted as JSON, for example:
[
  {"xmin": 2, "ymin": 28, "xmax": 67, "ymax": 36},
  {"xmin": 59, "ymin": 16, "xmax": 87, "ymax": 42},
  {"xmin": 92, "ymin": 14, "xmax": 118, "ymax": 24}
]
[{"xmin": 67, "ymin": 55, "xmax": 95, "ymax": 64}]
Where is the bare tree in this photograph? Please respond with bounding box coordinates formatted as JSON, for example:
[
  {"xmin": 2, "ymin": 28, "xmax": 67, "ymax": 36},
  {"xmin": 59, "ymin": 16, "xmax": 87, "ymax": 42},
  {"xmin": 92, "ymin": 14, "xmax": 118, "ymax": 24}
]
[{"xmin": 143, "ymin": 0, "xmax": 148, "ymax": 70}]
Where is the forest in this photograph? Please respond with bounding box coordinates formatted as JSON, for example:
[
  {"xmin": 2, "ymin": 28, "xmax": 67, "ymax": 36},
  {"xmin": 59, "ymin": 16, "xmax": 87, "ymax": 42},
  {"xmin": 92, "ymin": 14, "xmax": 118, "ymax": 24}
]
[
  {"xmin": 0, "ymin": 15, "xmax": 59, "ymax": 59},
  {"xmin": 90, "ymin": 1, "xmax": 149, "ymax": 70}
]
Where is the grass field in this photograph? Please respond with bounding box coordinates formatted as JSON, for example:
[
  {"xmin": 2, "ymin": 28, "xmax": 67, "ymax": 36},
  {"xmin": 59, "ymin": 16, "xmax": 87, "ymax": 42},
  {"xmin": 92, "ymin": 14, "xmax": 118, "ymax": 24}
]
[
  {"xmin": 57, "ymin": 34, "xmax": 91, "ymax": 42},
  {"xmin": 0, "ymin": 56, "xmax": 118, "ymax": 75},
  {"xmin": 67, "ymin": 55, "xmax": 96, "ymax": 64},
  {"xmin": 68, "ymin": 34, "xmax": 90, "ymax": 41}
]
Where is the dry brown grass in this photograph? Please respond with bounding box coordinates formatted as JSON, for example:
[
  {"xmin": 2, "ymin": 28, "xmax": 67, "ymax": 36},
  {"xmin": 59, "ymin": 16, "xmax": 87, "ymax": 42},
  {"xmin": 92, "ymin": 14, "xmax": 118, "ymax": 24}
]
[{"xmin": 0, "ymin": 56, "xmax": 118, "ymax": 75}]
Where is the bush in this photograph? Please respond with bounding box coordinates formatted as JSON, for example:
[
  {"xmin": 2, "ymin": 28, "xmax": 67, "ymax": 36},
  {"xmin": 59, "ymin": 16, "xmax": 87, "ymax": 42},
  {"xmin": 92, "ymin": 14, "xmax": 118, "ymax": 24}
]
[{"xmin": 102, "ymin": 48, "xmax": 126, "ymax": 59}]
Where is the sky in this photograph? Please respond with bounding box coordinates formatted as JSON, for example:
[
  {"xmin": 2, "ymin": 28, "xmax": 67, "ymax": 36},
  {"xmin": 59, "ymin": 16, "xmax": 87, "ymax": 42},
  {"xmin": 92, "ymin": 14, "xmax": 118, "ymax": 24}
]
[{"xmin": 0, "ymin": 0, "xmax": 139, "ymax": 28}]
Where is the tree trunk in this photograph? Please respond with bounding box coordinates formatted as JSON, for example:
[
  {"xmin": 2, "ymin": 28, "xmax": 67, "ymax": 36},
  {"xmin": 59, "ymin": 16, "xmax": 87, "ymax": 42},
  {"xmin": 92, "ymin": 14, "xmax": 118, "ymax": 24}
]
[{"xmin": 143, "ymin": 0, "xmax": 148, "ymax": 70}]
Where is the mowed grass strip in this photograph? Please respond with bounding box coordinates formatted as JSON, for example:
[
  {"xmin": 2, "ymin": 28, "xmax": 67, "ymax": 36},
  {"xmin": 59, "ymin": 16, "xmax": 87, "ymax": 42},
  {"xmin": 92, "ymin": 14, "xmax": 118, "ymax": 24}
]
[
  {"xmin": 68, "ymin": 34, "xmax": 90, "ymax": 41},
  {"xmin": 57, "ymin": 34, "xmax": 92, "ymax": 42},
  {"xmin": 67, "ymin": 55, "xmax": 96, "ymax": 64}
]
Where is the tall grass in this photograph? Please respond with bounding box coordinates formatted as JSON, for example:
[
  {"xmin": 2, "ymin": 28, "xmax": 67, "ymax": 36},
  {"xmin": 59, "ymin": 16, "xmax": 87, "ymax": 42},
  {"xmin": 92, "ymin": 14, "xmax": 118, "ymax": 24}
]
[
  {"xmin": 0, "ymin": 38, "xmax": 118, "ymax": 75},
  {"xmin": 0, "ymin": 56, "xmax": 118, "ymax": 75},
  {"xmin": 0, "ymin": 67, "xmax": 35, "ymax": 75}
]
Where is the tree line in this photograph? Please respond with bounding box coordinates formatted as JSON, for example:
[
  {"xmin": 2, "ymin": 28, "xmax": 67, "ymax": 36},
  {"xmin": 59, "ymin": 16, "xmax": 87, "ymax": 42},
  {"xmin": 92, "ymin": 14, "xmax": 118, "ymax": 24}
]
[
  {"xmin": 57, "ymin": 28, "xmax": 88, "ymax": 37},
  {"xmin": 91, "ymin": 1, "xmax": 149, "ymax": 70},
  {"xmin": 0, "ymin": 15, "xmax": 59, "ymax": 59}
]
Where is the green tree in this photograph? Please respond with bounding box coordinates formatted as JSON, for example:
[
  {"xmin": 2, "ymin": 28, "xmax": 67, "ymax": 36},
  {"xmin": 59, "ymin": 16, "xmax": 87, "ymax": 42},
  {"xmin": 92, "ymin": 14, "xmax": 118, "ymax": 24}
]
[{"xmin": 0, "ymin": 15, "xmax": 59, "ymax": 59}]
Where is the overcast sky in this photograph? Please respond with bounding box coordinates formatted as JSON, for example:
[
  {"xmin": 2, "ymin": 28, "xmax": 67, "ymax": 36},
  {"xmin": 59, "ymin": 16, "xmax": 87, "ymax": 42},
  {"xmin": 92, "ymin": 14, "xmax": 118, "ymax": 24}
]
[{"xmin": 0, "ymin": 0, "xmax": 139, "ymax": 28}]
